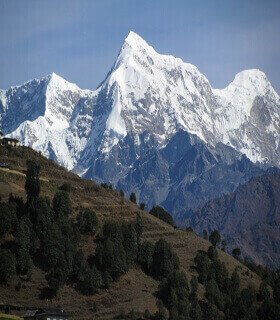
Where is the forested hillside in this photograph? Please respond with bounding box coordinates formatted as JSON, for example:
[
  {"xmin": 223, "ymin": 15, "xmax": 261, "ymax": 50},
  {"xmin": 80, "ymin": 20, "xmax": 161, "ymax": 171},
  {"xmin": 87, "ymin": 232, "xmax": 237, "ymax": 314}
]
[{"xmin": 0, "ymin": 145, "xmax": 279, "ymax": 320}]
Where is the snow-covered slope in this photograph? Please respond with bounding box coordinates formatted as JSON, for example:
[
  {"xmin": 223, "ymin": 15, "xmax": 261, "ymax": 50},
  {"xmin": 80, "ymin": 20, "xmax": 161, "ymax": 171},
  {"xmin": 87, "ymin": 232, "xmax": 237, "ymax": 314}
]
[
  {"xmin": 81, "ymin": 31, "xmax": 280, "ymax": 170},
  {"xmin": 213, "ymin": 69, "xmax": 280, "ymax": 164},
  {"xmin": 0, "ymin": 73, "xmax": 95, "ymax": 169},
  {"xmin": 0, "ymin": 31, "xmax": 279, "ymax": 175}
]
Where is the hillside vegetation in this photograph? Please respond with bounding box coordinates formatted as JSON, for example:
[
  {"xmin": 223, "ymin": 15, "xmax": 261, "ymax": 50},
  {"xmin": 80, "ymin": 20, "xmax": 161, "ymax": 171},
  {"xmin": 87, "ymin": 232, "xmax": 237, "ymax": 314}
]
[{"xmin": 0, "ymin": 145, "xmax": 279, "ymax": 320}]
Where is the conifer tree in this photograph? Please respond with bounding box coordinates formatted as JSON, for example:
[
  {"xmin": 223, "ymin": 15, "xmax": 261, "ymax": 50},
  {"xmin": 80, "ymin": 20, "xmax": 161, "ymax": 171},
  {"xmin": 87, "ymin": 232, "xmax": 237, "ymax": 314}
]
[
  {"xmin": 129, "ymin": 192, "xmax": 137, "ymax": 203},
  {"xmin": 25, "ymin": 160, "xmax": 41, "ymax": 205}
]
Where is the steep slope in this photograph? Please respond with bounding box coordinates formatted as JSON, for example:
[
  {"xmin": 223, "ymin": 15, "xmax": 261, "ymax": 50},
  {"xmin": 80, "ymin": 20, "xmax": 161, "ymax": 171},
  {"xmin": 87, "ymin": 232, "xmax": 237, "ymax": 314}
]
[
  {"xmin": 0, "ymin": 73, "xmax": 95, "ymax": 170},
  {"xmin": 0, "ymin": 31, "xmax": 279, "ymax": 218},
  {"xmin": 0, "ymin": 145, "xmax": 262, "ymax": 319},
  {"xmin": 189, "ymin": 170, "xmax": 280, "ymax": 269},
  {"xmin": 213, "ymin": 70, "xmax": 280, "ymax": 165},
  {"xmin": 111, "ymin": 130, "xmax": 265, "ymax": 221}
]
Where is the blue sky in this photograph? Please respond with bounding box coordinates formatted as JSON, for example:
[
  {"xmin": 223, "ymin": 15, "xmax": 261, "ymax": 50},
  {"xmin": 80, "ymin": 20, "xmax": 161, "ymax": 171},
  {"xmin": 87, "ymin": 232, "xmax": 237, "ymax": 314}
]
[{"xmin": 1, "ymin": 0, "xmax": 280, "ymax": 93}]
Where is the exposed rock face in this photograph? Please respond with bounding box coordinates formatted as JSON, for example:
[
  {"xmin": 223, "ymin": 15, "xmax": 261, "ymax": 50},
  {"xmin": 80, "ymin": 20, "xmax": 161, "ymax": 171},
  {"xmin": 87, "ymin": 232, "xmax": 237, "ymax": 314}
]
[
  {"xmin": 189, "ymin": 171, "xmax": 280, "ymax": 269},
  {"xmin": 0, "ymin": 31, "xmax": 279, "ymax": 220},
  {"xmin": 106, "ymin": 130, "xmax": 265, "ymax": 221}
]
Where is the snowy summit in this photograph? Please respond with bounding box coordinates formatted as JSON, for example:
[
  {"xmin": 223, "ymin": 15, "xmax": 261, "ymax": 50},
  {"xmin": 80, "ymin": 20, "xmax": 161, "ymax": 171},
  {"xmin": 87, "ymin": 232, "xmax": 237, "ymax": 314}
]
[{"xmin": 0, "ymin": 31, "xmax": 279, "ymax": 173}]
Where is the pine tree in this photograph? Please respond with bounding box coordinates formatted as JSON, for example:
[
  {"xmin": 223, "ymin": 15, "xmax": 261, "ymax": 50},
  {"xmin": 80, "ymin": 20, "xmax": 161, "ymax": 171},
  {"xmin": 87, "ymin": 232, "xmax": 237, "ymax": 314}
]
[
  {"xmin": 159, "ymin": 270, "xmax": 190, "ymax": 318},
  {"xmin": 53, "ymin": 190, "xmax": 72, "ymax": 218},
  {"xmin": 209, "ymin": 230, "xmax": 221, "ymax": 248},
  {"xmin": 0, "ymin": 249, "xmax": 16, "ymax": 284},
  {"xmin": 203, "ymin": 229, "xmax": 208, "ymax": 240},
  {"xmin": 25, "ymin": 160, "xmax": 40, "ymax": 205},
  {"xmin": 190, "ymin": 276, "xmax": 198, "ymax": 301},
  {"xmin": 122, "ymin": 223, "xmax": 138, "ymax": 267},
  {"xmin": 129, "ymin": 192, "xmax": 137, "ymax": 203},
  {"xmin": 138, "ymin": 241, "xmax": 154, "ymax": 274},
  {"xmin": 152, "ymin": 238, "xmax": 179, "ymax": 280},
  {"xmin": 232, "ymin": 247, "xmax": 241, "ymax": 259},
  {"xmin": 0, "ymin": 202, "xmax": 14, "ymax": 237},
  {"xmin": 258, "ymin": 281, "xmax": 270, "ymax": 302},
  {"xmin": 135, "ymin": 213, "xmax": 143, "ymax": 243},
  {"xmin": 77, "ymin": 208, "xmax": 98, "ymax": 235},
  {"xmin": 140, "ymin": 202, "xmax": 145, "ymax": 210}
]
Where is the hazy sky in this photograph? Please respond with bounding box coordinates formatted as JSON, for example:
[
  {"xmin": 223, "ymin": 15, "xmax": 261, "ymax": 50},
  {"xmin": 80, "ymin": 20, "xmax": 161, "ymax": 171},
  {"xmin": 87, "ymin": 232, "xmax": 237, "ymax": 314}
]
[{"xmin": 1, "ymin": 0, "xmax": 280, "ymax": 93}]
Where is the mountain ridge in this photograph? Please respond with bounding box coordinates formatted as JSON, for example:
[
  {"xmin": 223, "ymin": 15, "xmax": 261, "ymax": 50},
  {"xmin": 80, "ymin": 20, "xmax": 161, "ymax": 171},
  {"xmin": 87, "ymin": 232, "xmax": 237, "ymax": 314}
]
[
  {"xmin": 189, "ymin": 170, "xmax": 280, "ymax": 269},
  {"xmin": 0, "ymin": 31, "xmax": 279, "ymax": 220}
]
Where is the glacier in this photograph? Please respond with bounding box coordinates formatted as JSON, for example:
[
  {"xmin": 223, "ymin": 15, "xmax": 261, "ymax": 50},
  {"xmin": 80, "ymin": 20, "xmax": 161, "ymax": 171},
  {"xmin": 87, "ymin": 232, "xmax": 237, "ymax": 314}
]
[{"xmin": 0, "ymin": 31, "xmax": 279, "ymax": 218}]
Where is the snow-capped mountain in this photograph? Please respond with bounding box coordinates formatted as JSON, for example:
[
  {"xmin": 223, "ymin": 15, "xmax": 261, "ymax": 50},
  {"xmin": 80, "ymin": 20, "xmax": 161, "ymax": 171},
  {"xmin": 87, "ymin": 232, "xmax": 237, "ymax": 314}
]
[{"xmin": 0, "ymin": 31, "xmax": 279, "ymax": 217}]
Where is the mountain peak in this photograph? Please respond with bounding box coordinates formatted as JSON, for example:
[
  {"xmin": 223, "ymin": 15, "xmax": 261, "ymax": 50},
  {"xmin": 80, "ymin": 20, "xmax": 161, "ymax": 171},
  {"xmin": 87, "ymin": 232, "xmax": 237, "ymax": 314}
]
[
  {"xmin": 233, "ymin": 69, "xmax": 268, "ymax": 86},
  {"xmin": 45, "ymin": 72, "xmax": 80, "ymax": 92},
  {"xmin": 124, "ymin": 31, "xmax": 149, "ymax": 49},
  {"xmin": 223, "ymin": 68, "xmax": 278, "ymax": 99}
]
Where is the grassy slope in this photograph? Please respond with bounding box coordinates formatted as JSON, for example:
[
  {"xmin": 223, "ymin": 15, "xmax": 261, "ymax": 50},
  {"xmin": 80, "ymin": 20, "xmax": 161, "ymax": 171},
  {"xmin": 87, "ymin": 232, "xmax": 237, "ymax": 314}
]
[{"xmin": 0, "ymin": 146, "xmax": 261, "ymax": 319}]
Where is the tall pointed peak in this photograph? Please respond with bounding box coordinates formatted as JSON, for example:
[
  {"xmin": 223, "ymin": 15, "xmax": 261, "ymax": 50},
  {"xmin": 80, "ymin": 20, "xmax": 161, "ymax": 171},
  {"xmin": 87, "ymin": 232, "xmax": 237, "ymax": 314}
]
[
  {"xmin": 124, "ymin": 31, "xmax": 148, "ymax": 47},
  {"xmin": 121, "ymin": 31, "xmax": 155, "ymax": 55},
  {"xmin": 46, "ymin": 72, "xmax": 66, "ymax": 83}
]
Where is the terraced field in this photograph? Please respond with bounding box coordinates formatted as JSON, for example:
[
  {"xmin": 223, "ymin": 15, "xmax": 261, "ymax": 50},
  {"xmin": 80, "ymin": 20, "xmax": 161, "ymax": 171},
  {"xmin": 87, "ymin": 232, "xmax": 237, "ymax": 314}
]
[{"xmin": 0, "ymin": 146, "xmax": 261, "ymax": 319}]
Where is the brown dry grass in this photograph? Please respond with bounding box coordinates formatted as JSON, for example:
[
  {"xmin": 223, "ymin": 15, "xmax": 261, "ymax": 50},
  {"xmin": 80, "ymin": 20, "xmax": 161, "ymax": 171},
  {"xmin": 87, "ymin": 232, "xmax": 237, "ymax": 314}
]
[{"xmin": 0, "ymin": 146, "xmax": 261, "ymax": 319}]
